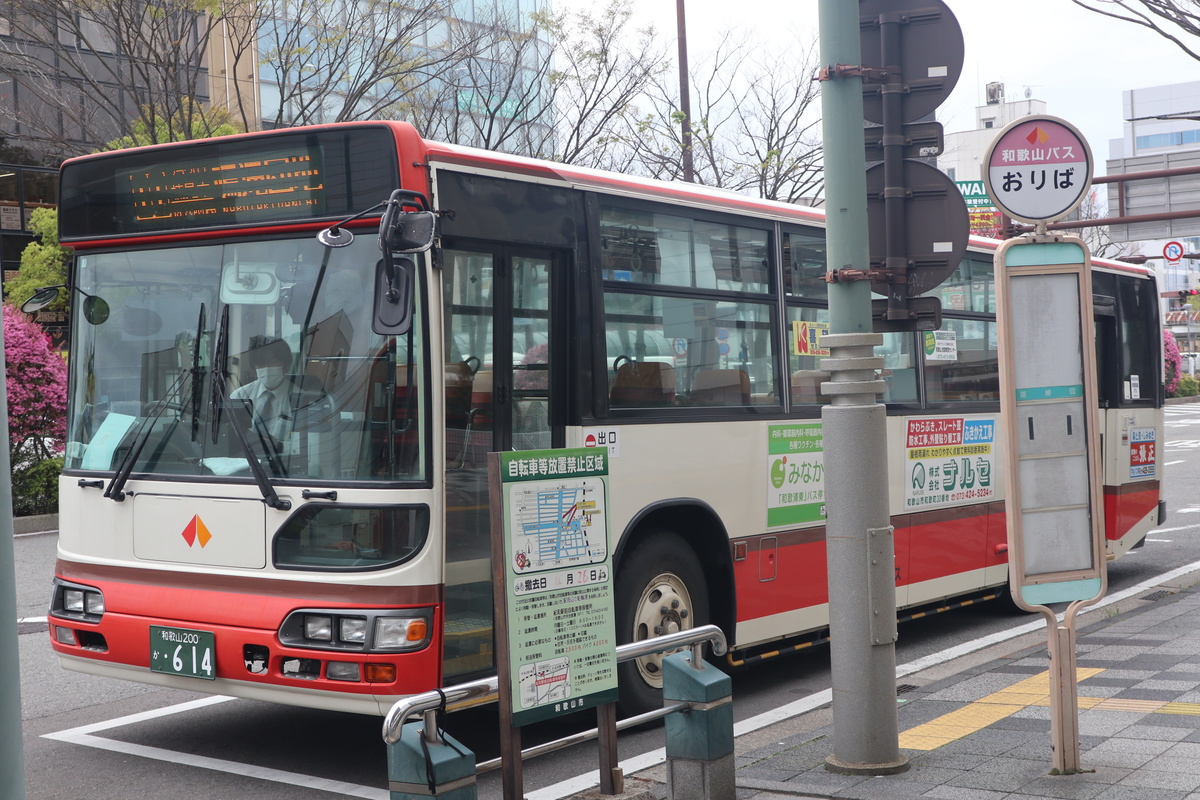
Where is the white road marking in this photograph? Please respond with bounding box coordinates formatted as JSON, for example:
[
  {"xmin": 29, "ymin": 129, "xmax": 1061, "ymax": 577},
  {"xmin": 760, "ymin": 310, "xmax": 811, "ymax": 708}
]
[
  {"xmin": 41, "ymin": 557, "xmax": 1200, "ymax": 799},
  {"xmin": 42, "ymin": 696, "xmax": 388, "ymax": 799}
]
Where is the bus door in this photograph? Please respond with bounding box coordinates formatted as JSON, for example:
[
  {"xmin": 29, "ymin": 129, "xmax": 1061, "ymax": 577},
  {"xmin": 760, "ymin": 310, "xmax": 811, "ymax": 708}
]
[
  {"xmin": 1093, "ymin": 271, "xmax": 1162, "ymax": 552},
  {"xmin": 440, "ymin": 244, "xmax": 565, "ymax": 681}
]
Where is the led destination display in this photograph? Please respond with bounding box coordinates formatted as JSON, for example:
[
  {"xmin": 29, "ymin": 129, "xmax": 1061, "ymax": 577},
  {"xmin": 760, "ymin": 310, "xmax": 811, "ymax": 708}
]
[{"xmin": 59, "ymin": 126, "xmax": 400, "ymax": 240}]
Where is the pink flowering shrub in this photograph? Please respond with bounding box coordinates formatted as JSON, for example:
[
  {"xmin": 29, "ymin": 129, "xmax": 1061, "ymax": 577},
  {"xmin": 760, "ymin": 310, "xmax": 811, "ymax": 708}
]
[
  {"xmin": 1165, "ymin": 329, "xmax": 1182, "ymax": 397},
  {"xmin": 4, "ymin": 303, "xmax": 68, "ymax": 514}
]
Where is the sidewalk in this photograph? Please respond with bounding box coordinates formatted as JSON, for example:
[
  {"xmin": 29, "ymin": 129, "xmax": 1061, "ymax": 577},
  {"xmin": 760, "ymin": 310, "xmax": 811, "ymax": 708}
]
[{"xmin": 630, "ymin": 572, "xmax": 1200, "ymax": 800}]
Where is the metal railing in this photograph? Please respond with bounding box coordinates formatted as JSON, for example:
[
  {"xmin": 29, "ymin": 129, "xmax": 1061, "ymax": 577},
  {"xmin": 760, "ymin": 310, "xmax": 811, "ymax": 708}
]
[{"xmin": 382, "ymin": 624, "xmax": 729, "ymax": 766}]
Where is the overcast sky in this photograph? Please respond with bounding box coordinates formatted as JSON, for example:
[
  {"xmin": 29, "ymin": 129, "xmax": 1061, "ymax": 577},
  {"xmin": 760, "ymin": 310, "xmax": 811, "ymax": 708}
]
[{"xmin": 550, "ymin": 0, "xmax": 1200, "ymax": 175}]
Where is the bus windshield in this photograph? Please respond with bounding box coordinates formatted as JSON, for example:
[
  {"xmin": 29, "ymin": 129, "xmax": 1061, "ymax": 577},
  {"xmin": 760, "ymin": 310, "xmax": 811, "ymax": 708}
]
[{"xmin": 64, "ymin": 234, "xmax": 425, "ymax": 484}]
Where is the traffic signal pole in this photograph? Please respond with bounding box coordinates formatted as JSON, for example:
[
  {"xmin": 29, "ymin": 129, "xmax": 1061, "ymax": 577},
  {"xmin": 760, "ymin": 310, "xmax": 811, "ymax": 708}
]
[{"xmin": 817, "ymin": 0, "xmax": 907, "ymax": 776}]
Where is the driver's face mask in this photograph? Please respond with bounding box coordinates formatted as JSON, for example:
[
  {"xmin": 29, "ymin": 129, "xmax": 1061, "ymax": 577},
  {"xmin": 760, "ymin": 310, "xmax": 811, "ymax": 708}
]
[{"xmin": 256, "ymin": 365, "xmax": 286, "ymax": 390}]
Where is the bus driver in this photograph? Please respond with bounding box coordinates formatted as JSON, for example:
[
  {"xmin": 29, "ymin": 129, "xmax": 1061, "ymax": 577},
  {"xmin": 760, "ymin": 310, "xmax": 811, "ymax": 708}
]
[{"xmin": 231, "ymin": 337, "xmax": 294, "ymax": 452}]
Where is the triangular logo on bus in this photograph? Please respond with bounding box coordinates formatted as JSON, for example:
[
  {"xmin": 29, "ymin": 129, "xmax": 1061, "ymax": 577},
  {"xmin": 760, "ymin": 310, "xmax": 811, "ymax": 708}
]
[{"xmin": 181, "ymin": 515, "xmax": 213, "ymax": 548}]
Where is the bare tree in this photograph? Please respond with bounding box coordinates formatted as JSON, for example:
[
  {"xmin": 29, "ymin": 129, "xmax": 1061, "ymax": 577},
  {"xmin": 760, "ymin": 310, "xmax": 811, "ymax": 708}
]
[
  {"xmin": 404, "ymin": 0, "xmax": 667, "ymax": 168},
  {"xmin": 1070, "ymin": 1, "xmax": 1200, "ymax": 60},
  {"xmin": 540, "ymin": 0, "xmax": 669, "ymax": 170},
  {"xmin": 729, "ymin": 45, "xmax": 824, "ymax": 204},
  {"xmin": 0, "ymin": 0, "xmax": 230, "ymax": 158},
  {"xmin": 1075, "ymin": 187, "xmax": 1130, "ymax": 260},
  {"xmin": 400, "ymin": 5, "xmax": 557, "ymax": 155},
  {"xmin": 629, "ymin": 32, "xmax": 824, "ymax": 203},
  {"xmin": 250, "ymin": 0, "xmax": 459, "ymax": 128}
]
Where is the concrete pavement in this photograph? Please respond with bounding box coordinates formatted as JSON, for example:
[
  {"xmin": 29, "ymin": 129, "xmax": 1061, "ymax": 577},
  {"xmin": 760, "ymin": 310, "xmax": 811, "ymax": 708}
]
[{"xmin": 623, "ymin": 571, "xmax": 1200, "ymax": 800}]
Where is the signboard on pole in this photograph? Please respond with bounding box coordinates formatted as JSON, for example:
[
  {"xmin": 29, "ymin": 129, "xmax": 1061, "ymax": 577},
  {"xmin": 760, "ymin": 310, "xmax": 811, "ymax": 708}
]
[
  {"xmin": 490, "ymin": 449, "xmax": 618, "ymax": 728},
  {"xmin": 988, "ymin": 115, "xmax": 1104, "ymax": 776},
  {"xmin": 984, "ymin": 116, "xmax": 1093, "ymax": 225},
  {"xmin": 956, "ymin": 180, "xmax": 1004, "ymax": 239}
]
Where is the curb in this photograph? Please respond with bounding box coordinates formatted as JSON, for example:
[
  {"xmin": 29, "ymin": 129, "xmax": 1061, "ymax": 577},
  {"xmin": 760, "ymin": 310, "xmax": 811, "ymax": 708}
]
[{"xmin": 13, "ymin": 513, "xmax": 58, "ymax": 534}]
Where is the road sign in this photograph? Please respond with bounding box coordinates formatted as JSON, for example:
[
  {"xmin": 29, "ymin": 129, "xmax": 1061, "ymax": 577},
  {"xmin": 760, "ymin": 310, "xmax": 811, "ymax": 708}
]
[
  {"xmin": 858, "ymin": 0, "xmax": 964, "ymax": 125},
  {"xmin": 984, "ymin": 116, "xmax": 1093, "ymax": 224},
  {"xmin": 1165, "ymin": 241, "xmax": 1184, "ymax": 262},
  {"xmin": 865, "ymin": 159, "xmax": 969, "ymax": 296}
]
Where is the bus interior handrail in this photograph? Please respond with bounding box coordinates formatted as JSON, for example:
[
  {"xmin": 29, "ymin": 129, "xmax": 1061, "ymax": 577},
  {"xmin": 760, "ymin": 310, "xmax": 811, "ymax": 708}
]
[{"xmin": 382, "ymin": 623, "xmax": 728, "ymax": 745}]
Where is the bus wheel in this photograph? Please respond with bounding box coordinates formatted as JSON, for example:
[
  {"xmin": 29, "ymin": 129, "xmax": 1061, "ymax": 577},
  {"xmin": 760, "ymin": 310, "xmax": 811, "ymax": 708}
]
[{"xmin": 614, "ymin": 531, "xmax": 710, "ymax": 718}]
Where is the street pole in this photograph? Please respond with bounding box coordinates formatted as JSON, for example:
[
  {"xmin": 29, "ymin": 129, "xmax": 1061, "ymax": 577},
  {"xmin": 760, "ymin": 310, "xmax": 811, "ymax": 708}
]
[
  {"xmin": 817, "ymin": 0, "xmax": 907, "ymax": 776},
  {"xmin": 0, "ymin": 313, "xmax": 28, "ymax": 799},
  {"xmin": 675, "ymin": 0, "xmax": 694, "ymax": 183}
]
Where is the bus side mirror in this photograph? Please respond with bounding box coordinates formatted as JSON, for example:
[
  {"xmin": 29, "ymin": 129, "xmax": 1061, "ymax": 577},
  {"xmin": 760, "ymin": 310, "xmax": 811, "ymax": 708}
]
[
  {"xmin": 380, "ymin": 210, "xmax": 435, "ymax": 254},
  {"xmin": 373, "ymin": 257, "xmax": 414, "ymax": 336},
  {"xmin": 21, "ymin": 285, "xmax": 63, "ymax": 314}
]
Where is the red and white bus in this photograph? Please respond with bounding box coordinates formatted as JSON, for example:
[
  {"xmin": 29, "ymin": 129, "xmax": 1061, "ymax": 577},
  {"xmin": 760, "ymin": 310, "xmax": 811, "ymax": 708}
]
[{"xmin": 42, "ymin": 122, "xmax": 1163, "ymax": 716}]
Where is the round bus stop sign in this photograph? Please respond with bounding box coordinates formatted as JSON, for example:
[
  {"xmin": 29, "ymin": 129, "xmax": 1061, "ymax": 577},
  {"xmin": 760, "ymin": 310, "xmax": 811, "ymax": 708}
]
[{"xmin": 983, "ymin": 116, "xmax": 1092, "ymax": 224}]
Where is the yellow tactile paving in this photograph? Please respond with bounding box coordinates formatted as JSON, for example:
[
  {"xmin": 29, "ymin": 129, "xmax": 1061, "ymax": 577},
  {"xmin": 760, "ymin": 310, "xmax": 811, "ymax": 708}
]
[
  {"xmin": 900, "ymin": 668, "xmax": 1200, "ymax": 751},
  {"xmin": 899, "ymin": 669, "xmax": 1103, "ymax": 751},
  {"xmin": 1157, "ymin": 702, "xmax": 1200, "ymax": 716}
]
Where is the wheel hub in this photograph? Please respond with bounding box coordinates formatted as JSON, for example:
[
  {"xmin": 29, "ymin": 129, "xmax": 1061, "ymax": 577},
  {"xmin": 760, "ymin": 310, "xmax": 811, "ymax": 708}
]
[{"xmin": 632, "ymin": 572, "xmax": 693, "ymax": 688}]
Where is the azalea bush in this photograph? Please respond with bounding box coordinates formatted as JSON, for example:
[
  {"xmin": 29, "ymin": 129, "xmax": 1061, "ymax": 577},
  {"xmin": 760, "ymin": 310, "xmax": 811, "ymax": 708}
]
[
  {"xmin": 1165, "ymin": 329, "xmax": 1183, "ymax": 397},
  {"xmin": 3, "ymin": 303, "xmax": 68, "ymax": 515}
]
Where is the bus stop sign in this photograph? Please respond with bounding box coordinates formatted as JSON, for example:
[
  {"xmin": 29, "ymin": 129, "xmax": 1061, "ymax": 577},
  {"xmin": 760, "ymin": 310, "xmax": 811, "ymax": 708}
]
[{"xmin": 984, "ymin": 116, "xmax": 1093, "ymax": 225}]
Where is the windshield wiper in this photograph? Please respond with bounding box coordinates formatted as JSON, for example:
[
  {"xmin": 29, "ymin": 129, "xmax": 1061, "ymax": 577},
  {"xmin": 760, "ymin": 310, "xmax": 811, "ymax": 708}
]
[
  {"xmin": 204, "ymin": 304, "xmax": 289, "ymax": 510},
  {"xmin": 221, "ymin": 400, "xmax": 292, "ymax": 511},
  {"xmin": 104, "ymin": 369, "xmax": 191, "ymax": 501},
  {"xmin": 209, "ymin": 305, "xmax": 230, "ymax": 444},
  {"xmin": 190, "ymin": 304, "xmax": 206, "ymax": 442}
]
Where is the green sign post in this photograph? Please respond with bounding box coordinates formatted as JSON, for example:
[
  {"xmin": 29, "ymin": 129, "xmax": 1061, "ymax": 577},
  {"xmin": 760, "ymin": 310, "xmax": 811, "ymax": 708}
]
[
  {"xmin": 495, "ymin": 448, "xmax": 618, "ymax": 726},
  {"xmin": 489, "ymin": 448, "xmax": 619, "ymax": 798}
]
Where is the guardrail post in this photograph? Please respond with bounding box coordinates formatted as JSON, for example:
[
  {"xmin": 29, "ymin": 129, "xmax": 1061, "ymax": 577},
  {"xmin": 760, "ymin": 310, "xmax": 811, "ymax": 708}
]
[
  {"xmin": 662, "ymin": 650, "xmax": 734, "ymax": 800},
  {"xmin": 387, "ymin": 714, "xmax": 477, "ymax": 800}
]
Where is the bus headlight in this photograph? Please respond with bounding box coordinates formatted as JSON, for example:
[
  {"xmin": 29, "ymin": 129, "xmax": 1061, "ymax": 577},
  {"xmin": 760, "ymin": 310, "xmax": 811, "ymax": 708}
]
[
  {"xmin": 279, "ymin": 608, "xmax": 431, "ymax": 653},
  {"xmin": 304, "ymin": 615, "xmax": 333, "ymax": 641},
  {"xmin": 374, "ymin": 616, "xmax": 429, "ymax": 651},
  {"xmin": 51, "ymin": 579, "xmax": 106, "ymax": 624},
  {"xmin": 64, "ymin": 589, "xmax": 85, "ymax": 613},
  {"xmin": 339, "ymin": 617, "xmax": 367, "ymax": 644}
]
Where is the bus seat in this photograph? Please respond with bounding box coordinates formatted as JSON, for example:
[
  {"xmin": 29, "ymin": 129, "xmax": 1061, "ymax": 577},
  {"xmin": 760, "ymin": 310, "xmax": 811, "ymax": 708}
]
[
  {"xmin": 690, "ymin": 368, "xmax": 750, "ymax": 406},
  {"xmin": 611, "ymin": 361, "xmax": 676, "ymax": 407},
  {"xmin": 444, "ymin": 361, "xmax": 474, "ymax": 429},
  {"xmin": 470, "ymin": 369, "xmax": 494, "ymax": 429},
  {"xmin": 791, "ymin": 369, "xmax": 830, "ymax": 404}
]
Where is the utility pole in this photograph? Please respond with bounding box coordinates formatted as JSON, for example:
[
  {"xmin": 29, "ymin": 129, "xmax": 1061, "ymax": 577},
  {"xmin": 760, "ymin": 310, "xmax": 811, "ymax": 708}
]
[
  {"xmin": 1, "ymin": 312, "xmax": 27, "ymax": 799},
  {"xmin": 816, "ymin": 0, "xmax": 906, "ymax": 776},
  {"xmin": 675, "ymin": 0, "xmax": 694, "ymax": 183}
]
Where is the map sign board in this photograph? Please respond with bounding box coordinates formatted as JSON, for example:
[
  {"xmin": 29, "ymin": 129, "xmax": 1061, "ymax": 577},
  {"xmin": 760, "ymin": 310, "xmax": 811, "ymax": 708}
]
[
  {"xmin": 493, "ymin": 449, "xmax": 618, "ymax": 727},
  {"xmin": 984, "ymin": 116, "xmax": 1093, "ymax": 224}
]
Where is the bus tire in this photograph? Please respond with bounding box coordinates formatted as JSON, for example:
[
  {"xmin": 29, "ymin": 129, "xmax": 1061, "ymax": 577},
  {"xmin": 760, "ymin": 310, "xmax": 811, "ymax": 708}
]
[{"xmin": 614, "ymin": 530, "xmax": 710, "ymax": 718}]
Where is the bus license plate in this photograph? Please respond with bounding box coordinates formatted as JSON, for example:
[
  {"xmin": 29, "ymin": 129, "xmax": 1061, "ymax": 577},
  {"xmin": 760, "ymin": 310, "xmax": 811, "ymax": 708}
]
[{"xmin": 150, "ymin": 626, "xmax": 216, "ymax": 680}]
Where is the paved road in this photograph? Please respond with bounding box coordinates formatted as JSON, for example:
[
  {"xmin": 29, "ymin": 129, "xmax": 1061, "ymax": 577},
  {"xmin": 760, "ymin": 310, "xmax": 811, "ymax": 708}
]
[{"xmin": 14, "ymin": 402, "xmax": 1200, "ymax": 799}]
